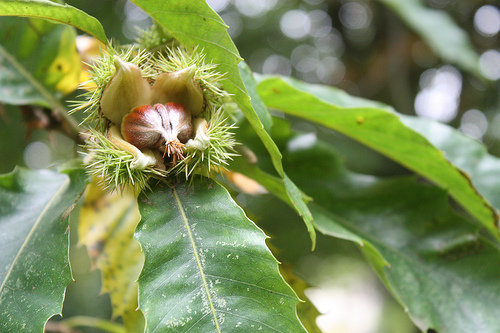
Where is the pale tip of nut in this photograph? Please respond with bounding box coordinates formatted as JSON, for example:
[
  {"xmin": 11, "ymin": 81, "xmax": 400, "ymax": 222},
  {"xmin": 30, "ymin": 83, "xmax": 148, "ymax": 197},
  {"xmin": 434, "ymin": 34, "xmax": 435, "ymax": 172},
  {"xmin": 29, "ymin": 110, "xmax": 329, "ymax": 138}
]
[
  {"xmin": 107, "ymin": 125, "xmax": 158, "ymax": 169},
  {"xmin": 113, "ymin": 55, "xmax": 130, "ymax": 72},
  {"xmin": 183, "ymin": 65, "xmax": 197, "ymax": 79},
  {"xmin": 130, "ymin": 149, "xmax": 158, "ymax": 170},
  {"xmin": 185, "ymin": 118, "xmax": 210, "ymax": 150}
]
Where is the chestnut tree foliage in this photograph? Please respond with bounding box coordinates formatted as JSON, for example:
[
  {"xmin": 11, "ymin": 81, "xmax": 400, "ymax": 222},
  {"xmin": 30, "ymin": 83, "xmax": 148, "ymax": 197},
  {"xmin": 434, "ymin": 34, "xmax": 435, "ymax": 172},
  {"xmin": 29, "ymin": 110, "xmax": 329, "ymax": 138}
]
[{"xmin": 0, "ymin": 1, "xmax": 499, "ymax": 332}]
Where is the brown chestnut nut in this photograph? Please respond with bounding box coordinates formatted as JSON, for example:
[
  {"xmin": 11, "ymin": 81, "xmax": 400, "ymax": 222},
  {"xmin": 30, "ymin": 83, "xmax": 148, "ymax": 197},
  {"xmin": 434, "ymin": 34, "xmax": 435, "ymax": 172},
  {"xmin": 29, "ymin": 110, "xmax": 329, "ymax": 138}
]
[
  {"xmin": 121, "ymin": 103, "xmax": 193, "ymax": 165},
  {"xmin": 121, "ymin": 104, "xmax": 166, "ymax": 150},
  {"xmin": 166, "ymin": 102, "xmax": 193, "ymax": 143}
]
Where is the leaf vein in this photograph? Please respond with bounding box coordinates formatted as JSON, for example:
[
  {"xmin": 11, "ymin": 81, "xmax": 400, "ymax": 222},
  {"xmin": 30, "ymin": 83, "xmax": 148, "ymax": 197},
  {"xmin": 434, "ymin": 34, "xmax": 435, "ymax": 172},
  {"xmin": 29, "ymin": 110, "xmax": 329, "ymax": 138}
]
[
  {"xmin": 205, "ymin": 274, "xmax": 295, "ymax": 299},
  {"xmin": 173, "ymin": 188, "xmax": 221, "ymax": 333},
  {"xmin": 0, "ymin": 175, "xmax": 69, "ymax": 295},
  {"xmin": 142, "ymin": 9, "xmax": 227, "ymax": 27},
  {"xmin": 216, "ymin": 309, "xmax": 285, "ymax": 333}
]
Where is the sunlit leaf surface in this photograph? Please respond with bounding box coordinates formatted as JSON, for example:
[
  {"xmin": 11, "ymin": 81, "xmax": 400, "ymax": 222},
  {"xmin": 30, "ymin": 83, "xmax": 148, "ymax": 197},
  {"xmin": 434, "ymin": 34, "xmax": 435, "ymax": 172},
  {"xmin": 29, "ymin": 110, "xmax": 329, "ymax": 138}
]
[
  {"xmin": 0, "ymin": 0, "xmax": 107, "ymax": 43},
  {"xmin": 257, "ymin": 76, "xmax": 498, "ymax": 238},
  {"xmin": 136, "ymin": 181, "xmax": 305, "ymax": 332}
]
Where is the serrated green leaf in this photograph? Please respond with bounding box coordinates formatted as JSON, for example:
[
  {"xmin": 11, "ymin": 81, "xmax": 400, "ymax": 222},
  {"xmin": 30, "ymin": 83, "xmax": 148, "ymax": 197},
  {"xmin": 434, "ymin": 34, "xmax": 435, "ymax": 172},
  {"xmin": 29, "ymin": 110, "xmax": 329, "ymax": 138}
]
[
  {"xmin": 401, "ymin": 115, "xmax": 500, "ymax": 211},
  {"xmin": 303, "ymin": 162, "xmax": 500, "ymax": 333},
  {"xmin": 229, "ymin": 154, "xmax": 359, "ymax": 247},
  {"xmin": 256, "ymin": 76, "xmax": 498, "ymax": 239},
  {"xmin": 0, "ymin": 0, "xmax": 107, "ymax": 43},
  {"xmin": 239, "ymin": 61, "xmax": 273, "ymax": 132},
  {"xmin": 0, "ymin": 167, "xmax": 86, "ymax": 332},
  {"xmin": 0, "ymin": 17, "xmax": 81, "ymax": 106},
  {"xmin": 274, "ymin": 127, "xmax": 500, "ymax": 332},
  {"xmin": 135, "ymin": 181, "xmax": 304, "ymax": 332},
  {"xmin": 129, "ymin": 0, "xmax": 315, "ymax": 248},
  {"xmin": 377, "ymin": 0, "xmax": 481, "ymax": 77},
  {"xmin": 231, "ymin": 117, "xmax": 373, "ymax": 256},
  {"xmin": 78, "ymin": 181, "xmax": 144, "ymax": 320}
]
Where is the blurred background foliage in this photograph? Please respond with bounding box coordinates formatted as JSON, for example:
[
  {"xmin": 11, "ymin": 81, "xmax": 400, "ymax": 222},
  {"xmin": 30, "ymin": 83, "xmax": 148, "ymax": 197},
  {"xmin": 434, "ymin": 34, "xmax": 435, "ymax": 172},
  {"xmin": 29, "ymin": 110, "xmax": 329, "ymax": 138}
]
[{"xmin": 1, "ymin": 1, "xmax": 499, "ymax": 332}]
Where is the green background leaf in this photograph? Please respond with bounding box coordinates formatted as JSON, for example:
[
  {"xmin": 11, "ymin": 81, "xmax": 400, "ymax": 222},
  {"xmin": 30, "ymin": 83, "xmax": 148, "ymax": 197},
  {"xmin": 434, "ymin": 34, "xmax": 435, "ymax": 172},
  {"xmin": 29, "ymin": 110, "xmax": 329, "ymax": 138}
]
[
  {"xmin": 0, "ymin": 0, "xmax": 107, "ymax": 43},
  {"xmin": 0, "ymin": 17, "xmax": 81, "ymax": 106},
  {"xmin": 376, "ymin": 0, "xmax": 481, "ymax": 77},
  {"xmin": 287, "ymin": 136, "xmax": 500, "ymax": 333},
  {"xmin": 0, "ymin": 167, "xmax": 86, "ymax": 332},
  {"xmin": 0, "ymin": 106, "xmax": 26, "ymax": 173},
  {"xmin": 256, "ymin": 76, "xmax": 498, "ymax": 238},
  {"xmin": 241, "ymin": 118, "xmax": 500, "ymax": 332},
  {"xmin": 401, "ymin": 116, "xmax": 500, "ymax": 212},
  {"xmin": 135, "ymin": 181, "xmax": 304, "ymax": 332}
]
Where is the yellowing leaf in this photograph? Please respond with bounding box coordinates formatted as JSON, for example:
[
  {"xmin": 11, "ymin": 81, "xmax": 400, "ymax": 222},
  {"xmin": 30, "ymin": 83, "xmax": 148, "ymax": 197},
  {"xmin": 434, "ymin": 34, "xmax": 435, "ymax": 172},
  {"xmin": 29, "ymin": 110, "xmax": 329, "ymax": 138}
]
[
  {"xmin": 223, "ymin": 170, "xmax": 267, "ymax": 195},
  {"xmin": 48, "ymin": 27, "xmax": 81, "ymax": 94},
  {"xmin": 0, "ymin": 17, "xmax": 82, "ymax": 106},
  {"xmin": 78, "ymin": 181, "xmax": 144, "ymax": 319}
]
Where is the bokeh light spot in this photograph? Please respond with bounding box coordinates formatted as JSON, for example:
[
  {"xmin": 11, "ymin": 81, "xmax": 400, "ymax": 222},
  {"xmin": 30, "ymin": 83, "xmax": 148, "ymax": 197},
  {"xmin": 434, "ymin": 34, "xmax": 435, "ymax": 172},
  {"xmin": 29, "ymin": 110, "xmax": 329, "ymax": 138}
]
[
  {"xmin": 460, "ymin": 109, "xmax": 488, "ymax": 140},
  {"xmin": 474, "ymin": 5, "xmax": 500, "ymax": 37},
  {"xmin": 308, "ymin": 10, "xmax": 332, "ymax": 38},
  {"xmin": 415, "ymin": 66, "xmax": 462, "ymax": 122},
  {"xmin": 479, "ymin": 49, "xmax": 500, "ymax": 80},
  {"xmin": 262, "ymin": 54, "xmax": 292, "ymax": 76},
  {"xmin": 339, "ymin": 2, "xmax": 372, "ymax": 31},
  {"xmin": 234, "ymin": 0, "xmax": 278, "ymax": 18},
  {"xmin": 221, "ymin": 11, "xmax": 243, "ymax": 38},
  {"xmin": 24, "ymin": 141, "xmax": 51, "ymax": 169},
  {"xmin": 280, "ymin": 10, "xmax": 311, "ymax": 39},
  {"xmin": 206, "ymin": 0, "xmax": 230, "ymax": 13}
]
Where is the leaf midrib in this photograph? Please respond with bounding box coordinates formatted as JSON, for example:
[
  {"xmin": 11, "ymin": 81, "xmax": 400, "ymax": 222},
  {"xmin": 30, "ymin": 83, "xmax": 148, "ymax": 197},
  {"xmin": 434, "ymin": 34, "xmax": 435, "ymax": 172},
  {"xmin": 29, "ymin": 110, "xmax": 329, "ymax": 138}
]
[
  {"xmin": 0, "ymin": 44, "xmax": 61, "ymax": 110},
  {"xmin": 172, "ymin": 187, "xmax": 221, "ymax": 333},
  {"xmin": 0, "ymin": 176, "xmax": 70, "ymax": 296}
]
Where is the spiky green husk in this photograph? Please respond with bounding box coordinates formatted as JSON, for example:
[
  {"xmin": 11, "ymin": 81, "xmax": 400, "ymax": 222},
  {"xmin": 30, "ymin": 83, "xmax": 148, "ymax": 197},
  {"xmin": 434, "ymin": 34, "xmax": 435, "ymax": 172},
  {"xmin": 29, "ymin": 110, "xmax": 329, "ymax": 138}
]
[
  {"xmin": 137, "ymin": 24, "xmax": 175, "ymax": 51},
  {"xmin": 155, "ymin": 47, "xmax": 227, "ymax": 109},
  {"xmin": 173, "ymin": 107, "xmax": 238, "ymax": 178},
  {"xmin": 75, "ymin": 43, "xmax": 237, "ymax": 191},
  {"xmin": 84, "ymin": 129, "xmax": 166, "ymax": 192},
  {"xmin": 70, "ymin": 45, "xmax": 155, "ymax": 131}
]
